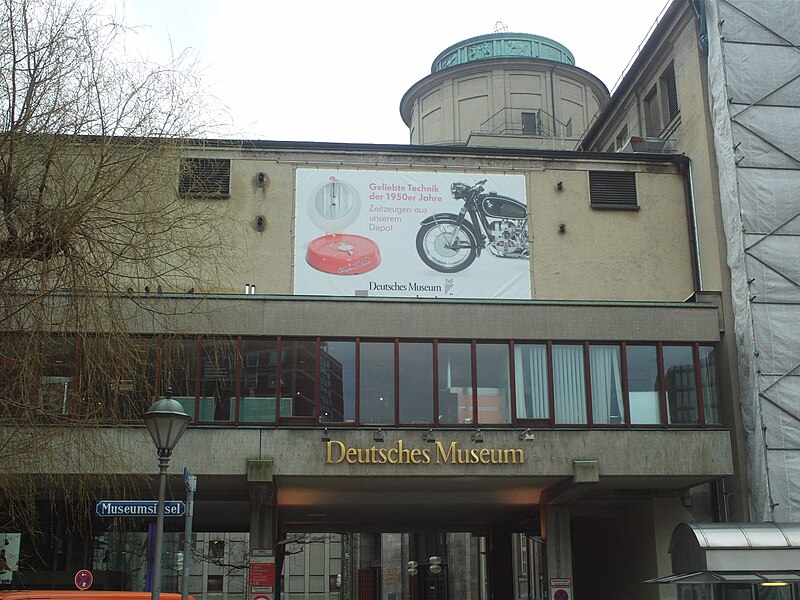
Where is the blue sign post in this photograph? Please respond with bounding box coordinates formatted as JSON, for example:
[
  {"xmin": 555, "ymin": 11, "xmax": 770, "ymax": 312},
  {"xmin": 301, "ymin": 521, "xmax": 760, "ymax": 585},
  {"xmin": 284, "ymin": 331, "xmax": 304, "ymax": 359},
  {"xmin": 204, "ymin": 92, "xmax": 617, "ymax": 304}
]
[{"xmin": 96, "ymin": 500, "xmax": 186, "ymax": 517}]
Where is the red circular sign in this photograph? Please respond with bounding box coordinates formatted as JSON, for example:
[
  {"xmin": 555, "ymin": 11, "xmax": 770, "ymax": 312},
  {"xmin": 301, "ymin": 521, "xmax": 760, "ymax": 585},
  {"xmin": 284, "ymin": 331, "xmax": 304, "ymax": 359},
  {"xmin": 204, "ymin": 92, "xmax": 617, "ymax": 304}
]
[
  {"xmin": 554, "ymin": 589, "xmax": 569, "ymax": 600},
  {"xmin": 74, "ymin": 569, "xmax": 93, "ymax": 590}
]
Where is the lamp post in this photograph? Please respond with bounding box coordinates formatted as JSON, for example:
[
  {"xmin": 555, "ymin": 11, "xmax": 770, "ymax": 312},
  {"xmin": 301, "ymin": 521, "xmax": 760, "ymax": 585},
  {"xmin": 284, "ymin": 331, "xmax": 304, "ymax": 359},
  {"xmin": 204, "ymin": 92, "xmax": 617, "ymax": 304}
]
[{"xmin": 143, "ymin": 395, "xmax": 191, "ymax": 600}]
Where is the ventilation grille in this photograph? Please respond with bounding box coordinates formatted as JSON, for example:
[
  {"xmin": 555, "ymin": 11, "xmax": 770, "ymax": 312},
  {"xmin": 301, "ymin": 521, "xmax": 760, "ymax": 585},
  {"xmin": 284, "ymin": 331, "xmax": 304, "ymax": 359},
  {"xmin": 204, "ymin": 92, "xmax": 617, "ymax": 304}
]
[
  {"xmin": 589, "ymin": 171, "xmax": 638, "ymax": 207},
  {"xmin": 179, "ymin": 158, "xmax": 231, "ymax": 199}
]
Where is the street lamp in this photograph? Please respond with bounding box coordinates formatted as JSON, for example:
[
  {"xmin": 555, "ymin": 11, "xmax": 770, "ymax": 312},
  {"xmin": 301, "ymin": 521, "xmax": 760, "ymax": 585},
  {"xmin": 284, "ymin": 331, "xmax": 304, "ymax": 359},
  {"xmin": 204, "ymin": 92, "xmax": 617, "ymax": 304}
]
[{"xmin": 143, "ymin": 395, "xmax": 191, "ymax": 600}]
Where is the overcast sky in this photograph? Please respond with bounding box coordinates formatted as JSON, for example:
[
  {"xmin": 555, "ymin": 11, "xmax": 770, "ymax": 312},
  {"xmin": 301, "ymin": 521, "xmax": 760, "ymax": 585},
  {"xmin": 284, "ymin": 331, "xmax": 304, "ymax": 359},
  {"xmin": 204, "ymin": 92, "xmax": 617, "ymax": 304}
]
[{"xmin": 111, "ymin": 0, "xmax": 671, "ymax": 144}]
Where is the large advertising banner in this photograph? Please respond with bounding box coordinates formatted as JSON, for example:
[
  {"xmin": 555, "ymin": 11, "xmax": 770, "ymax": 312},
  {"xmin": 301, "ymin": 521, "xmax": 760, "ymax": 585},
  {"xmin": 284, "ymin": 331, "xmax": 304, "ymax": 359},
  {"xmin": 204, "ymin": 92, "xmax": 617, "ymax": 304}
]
[{"xmin": 293, "ymin": 169, "xmax": 530, "ymax": 299}]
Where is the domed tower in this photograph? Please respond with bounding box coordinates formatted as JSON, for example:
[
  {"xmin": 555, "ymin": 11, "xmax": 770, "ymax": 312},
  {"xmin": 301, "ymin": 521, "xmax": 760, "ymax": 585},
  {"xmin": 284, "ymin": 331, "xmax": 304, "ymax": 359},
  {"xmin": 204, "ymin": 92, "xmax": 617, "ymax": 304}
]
[{"xmin": 400, "ymin": 32, "xmax": 609, "ymax": 149}]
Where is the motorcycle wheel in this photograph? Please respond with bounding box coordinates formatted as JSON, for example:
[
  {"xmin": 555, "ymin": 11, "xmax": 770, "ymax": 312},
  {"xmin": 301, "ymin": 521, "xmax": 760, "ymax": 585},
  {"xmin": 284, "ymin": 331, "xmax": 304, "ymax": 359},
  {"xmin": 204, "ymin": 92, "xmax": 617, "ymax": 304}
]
[{"xmin": 416, "ymin": 220, "xmax": 478, "ymax": 273}]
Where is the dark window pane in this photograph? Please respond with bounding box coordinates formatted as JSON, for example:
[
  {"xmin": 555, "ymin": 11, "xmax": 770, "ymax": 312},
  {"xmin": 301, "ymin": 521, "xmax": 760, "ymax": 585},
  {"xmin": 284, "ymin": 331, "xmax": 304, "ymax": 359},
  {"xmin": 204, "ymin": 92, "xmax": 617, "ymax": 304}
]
[
  {"xmin": 553, "ymin": 345, "xmax": 586, "ymax": 424},
  {"xmin": 359, "ymin": 342, "xmax": 395, "ymax": 424},
  {"xmin": 399, "ymin": 342, "xmax": 434, "ymax": 424},
  {"xmin": 39, "ymin": 337, "xmax": 76, "ymax": 416},
  {"xmin": 160, "ymin": 338, "xmax": 198, "ymax": 418},
  {"xmin": 0, "ymin": 335, "xmax": 29, "ymax": 420},
  {"xmin": 589, "ymin": 345, "xmax": 624, "ymax": 425},
  {"xmin": 663, "ymin": 345, "xmax": 698, "ymax": 424},
  {"xmin": 476, "ymin": 344, "xmax": 510, "ymax": 424},
  {"xmin": 240, "ymin": 339, "xmax": 281, "ymax": 422},
  {"xmin": 513, "ymin": 344, "xmax": 549, "ymax": 420},
  {"xmin": 282, "ymin": 340, "xmax": 318, "ymax": 419},
  {"xmin": 320, "ymin": 340, "xmax": 356, "ymax": 423},
  {"xmin": 437, "ymin": 343, "xmax": 473, "ymax": 424},
  {"xmin": 198, "ymin": 339, "xmax": 237, "ymax": 422},
  {"xmin": 118, "ymin": 338, "xmax": 158, "ymax": 422},
  {"xmin": 84, "ymin": 337, "xmax": 156, "ymax": 422},
  {"xmin": 626, "ymin": 345, "xmax": 661, "ymax": 424},
  {"xmin": 700, "ymin": 346, "xmax": 720, "ymax": 424}
]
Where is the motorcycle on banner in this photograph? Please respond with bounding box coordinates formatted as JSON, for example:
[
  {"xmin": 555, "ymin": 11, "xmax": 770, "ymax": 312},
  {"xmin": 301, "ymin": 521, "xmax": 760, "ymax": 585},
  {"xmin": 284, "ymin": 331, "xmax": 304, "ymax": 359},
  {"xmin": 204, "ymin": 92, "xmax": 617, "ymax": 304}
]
[{"xmin": 415, "ymin": 179, "xmax": 530, "ymax": 273}]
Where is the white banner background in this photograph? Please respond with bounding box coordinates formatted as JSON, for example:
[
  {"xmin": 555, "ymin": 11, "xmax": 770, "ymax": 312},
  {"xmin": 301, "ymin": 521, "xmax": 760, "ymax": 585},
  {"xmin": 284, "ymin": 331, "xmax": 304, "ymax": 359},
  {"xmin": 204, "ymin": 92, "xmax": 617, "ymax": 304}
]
[{"xmin": 293, "ymin": 169, "xmax": 531, "ymax": 299}]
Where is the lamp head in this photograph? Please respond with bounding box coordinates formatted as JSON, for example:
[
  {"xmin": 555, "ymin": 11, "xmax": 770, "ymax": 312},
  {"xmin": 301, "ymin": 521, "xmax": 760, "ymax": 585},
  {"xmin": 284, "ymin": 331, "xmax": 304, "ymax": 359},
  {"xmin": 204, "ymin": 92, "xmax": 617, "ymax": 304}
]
[{"xmin": 143, "ymin": 397, "xmax": 191, "ymax": 456}]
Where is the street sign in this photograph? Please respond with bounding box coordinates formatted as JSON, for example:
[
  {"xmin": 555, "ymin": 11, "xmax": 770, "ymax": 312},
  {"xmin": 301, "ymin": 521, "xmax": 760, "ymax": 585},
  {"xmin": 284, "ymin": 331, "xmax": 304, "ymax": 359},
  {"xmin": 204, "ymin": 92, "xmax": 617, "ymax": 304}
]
[
  {"xmin": 250, "ymin": 550, "xmax": 276, "ymax": 594},
  {"xmin": 74, "ymin": 569, "xmax": 93, "ymax": 590},
  {"xmin": 95, "ymin": 500, "xmax": 186, "ymax": 517}
]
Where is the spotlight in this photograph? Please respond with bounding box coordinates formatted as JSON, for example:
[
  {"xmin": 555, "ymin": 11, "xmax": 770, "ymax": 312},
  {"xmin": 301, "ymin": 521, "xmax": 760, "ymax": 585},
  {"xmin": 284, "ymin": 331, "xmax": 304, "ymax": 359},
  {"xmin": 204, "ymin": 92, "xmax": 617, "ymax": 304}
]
[
  {"xmin": 321, "ymin": 428, "xmax": 330, "ymax": 442},
  {"xmin": 471, "ymin": 429, "xmax": 484, "ymax": 444},
  {"xmin": 374, "ymin": 428, "xmax": 385, "ymax": 443},
  {"xmin": 519, "ymin": 428, "xmax": 535, "ymax": 441},
  {"xmin": 423, "ymin": 429, "xmax": 436, "ymax": 444}
]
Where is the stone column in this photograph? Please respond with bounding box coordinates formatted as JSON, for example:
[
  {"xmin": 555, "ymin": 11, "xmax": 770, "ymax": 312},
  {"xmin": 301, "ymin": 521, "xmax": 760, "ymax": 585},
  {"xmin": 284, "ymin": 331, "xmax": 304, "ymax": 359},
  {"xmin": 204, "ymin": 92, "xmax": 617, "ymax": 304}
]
[
  {"xmin": 544, "ymin": 506, "xmax": 573, "ymax": 594},
  {"xmin": 247, "ymin": 460, "xmax": 277, "ymax": 600}
]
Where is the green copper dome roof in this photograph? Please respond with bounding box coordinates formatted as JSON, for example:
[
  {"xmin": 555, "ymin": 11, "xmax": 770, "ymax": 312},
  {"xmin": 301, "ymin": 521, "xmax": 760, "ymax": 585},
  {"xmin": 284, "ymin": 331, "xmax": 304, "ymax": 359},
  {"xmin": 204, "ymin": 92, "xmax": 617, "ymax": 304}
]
[{"xmin": 431, "ymin": 32, "xmax": 575, "ymax": 73}]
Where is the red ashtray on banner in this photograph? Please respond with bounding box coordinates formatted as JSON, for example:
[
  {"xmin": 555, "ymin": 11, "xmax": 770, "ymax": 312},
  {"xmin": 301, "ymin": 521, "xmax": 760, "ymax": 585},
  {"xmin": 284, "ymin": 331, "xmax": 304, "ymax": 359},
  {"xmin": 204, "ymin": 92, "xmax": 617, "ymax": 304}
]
[{"xmin": 305, "ymin": 233, "xmax": 380, "ymax": 275}]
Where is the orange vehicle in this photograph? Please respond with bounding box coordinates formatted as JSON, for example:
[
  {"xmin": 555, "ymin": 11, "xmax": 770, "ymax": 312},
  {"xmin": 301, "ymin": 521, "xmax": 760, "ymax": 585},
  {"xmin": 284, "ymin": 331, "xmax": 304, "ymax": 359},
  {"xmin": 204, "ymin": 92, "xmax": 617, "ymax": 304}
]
[{"xmin": 0, "ymin": 593, "xmax": 193, "ymax": 600}]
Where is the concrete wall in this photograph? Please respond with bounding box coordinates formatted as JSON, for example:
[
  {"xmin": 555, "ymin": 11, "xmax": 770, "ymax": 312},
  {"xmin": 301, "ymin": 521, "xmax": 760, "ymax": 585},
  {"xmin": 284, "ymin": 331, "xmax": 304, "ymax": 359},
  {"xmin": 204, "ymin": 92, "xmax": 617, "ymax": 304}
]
[
  {"xmin": 8, "ymin": 427, "xmax": 732, "ymax": 481},
  {"xmin": 151, "ymin": 147, "xmax": 695, "ymax": 303},
  {"xmin": 578, "ymin": 1, "xmax": 748, "ymax": 522}
]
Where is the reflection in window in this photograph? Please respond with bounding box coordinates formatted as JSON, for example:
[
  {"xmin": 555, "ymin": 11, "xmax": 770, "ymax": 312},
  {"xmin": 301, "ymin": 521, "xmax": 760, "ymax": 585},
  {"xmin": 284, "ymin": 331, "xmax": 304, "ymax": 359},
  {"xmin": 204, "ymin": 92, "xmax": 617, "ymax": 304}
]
[
  {"xmin": 116, "ymin": 338, "xmax": 157, "ymax": 421},
  {"xmin": 160, "ymin": 338, "xmax": 198, "ymax": 418},
  {"xmin": 438, "ymin": 343, "xmax": 473, "ymax": 424},
  {"xmin": 664, "ymin": 345, "xmax": 698, "ymax": 424},
  {"xmin": 40, "ymin": 337, "xmax": 76, "ymax": 415},
  {"xmin": 240, "ymin": 339, "xmax": 281, "ymax": 422},
  {"xmin": 553, "ymin": 345, "xmax": 586, "ymax": 424},
  {"xmin": 476, "ymin": 344, "xmax": 510, "ymax": 424},
  {"xmin": 359, "ymin": 342, "xmax": 394, "ymax": 424},
  {"xmin": 399, "ymin": 342, "xmax": 434, "ymax": 424},
  {"xmin": 199, "ymin": 339, "xmax": 237, "ymax": 422},
  {"xmin": 514, "ymin": 344, "xmax": 549, "ymax": 420},
  {"xmin": 320, "ymin": 341, "xmax": 355, "ymax": 423},
  {"xmin": 282, "ymin": 340, "xmax": 318, "ymax": 419},
  {"xmin": 0, "ymin": 336, "xmax": 27, "ymax": 420},
  {"xmin": 700, "ymin": 346, "xmax": 720, "ymax": 423},
  {"xmin": 590, "ymin": 345, "xmax": 624, "ymax": 425},
  {"xmin": 627, "ymin": 345, "xmax": 661, "ymax": 424}
]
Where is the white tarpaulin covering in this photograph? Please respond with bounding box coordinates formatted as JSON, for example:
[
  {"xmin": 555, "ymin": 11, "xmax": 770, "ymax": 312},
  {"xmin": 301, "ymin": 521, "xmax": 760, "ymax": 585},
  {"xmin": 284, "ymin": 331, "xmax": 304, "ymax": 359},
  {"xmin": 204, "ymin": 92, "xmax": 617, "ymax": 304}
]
[{"xmin": 706, "ymin": 0, "xmax": 800, "ymax": 521}]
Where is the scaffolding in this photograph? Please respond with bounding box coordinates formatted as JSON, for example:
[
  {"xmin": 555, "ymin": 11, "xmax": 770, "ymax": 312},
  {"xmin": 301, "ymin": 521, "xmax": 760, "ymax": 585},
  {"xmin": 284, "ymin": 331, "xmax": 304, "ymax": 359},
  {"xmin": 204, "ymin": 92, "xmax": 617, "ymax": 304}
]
[{"xmin": 706, "ymin": 0, "xmax": 800, "ymax": 521}]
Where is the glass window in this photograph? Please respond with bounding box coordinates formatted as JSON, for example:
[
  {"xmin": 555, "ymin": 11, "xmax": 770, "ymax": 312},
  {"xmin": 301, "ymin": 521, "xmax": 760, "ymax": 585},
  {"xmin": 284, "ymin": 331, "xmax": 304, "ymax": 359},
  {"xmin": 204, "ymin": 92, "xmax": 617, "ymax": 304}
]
[
  {"xmin": 115, "ymin": 337, "xmax": 157, "ymax": 422},
  {"xmin": 240, "ymin": 339, "xmax": 281, "ymax": 423},
  {"xmin": 160, "ymin": 338, "xmax": 198, "ymax": 418},
  {"xmin": 39, "ymin": 336, "xmax": 76, "ymax": 415},
  {"xmin": 0, "ymin": 335, "xmax": 28, "ymax": 419},
  {"xmin": 282, "ymin": 340, "xmax": 318, "ymax": 419},
  {"xmin": 627, "ymin": 345, "xmax": 662, "ymax": 424},
  {"xmin": 437, "ymin": 343, "xmax": 473, "ymax": 424},
  {"xmin": 476, "ymin": 344, "xmax": 510, "ymax": 424},
  {"xmin": 359, "ymin": 342, "xmax": 395, "ymax": 424},
  {"xmin": 320, "ymin": 341, "xmax": 356, "ymax": 423},
  {"xmin": 663, "ymin": 345, "xmax": 699, "ymax": 424},
  {"xmin": 699, "ymin": 346, "xmax": 720, "ymax": 424},
  {"xmin": 79, "ymin": 337, "xmax": 116, "ymax": 419},
  {"xmin": 590, "ymin": 345, "xmax": 624, "ymax": 425},
  {"xmin": 514, "ymin": 344, "xmax": 549, "ymax": 420},
  {"xmin": 553, "ymin": 345, "xmax": 587, "ymax": 424},
  {"xmin": 198, "ymin": 338, "xmax": 238, "ymax": 422},
  {"xmin": 399, "ymin": 341, "xmax": 434, "ymax": 424}
]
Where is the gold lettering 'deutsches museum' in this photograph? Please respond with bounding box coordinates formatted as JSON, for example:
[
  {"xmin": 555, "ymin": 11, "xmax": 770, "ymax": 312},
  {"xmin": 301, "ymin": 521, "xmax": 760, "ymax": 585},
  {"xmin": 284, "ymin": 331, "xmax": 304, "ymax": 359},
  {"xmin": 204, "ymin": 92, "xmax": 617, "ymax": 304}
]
[{"xmin": 325, "ymin": 439, "xmax": 525, "ymax": 465}]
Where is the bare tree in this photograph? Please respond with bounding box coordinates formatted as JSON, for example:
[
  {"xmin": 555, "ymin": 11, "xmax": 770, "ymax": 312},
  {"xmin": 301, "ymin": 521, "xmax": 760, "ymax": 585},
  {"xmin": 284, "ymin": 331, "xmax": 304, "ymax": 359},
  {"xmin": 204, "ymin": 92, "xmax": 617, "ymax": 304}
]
[{"xmin": 0, "ymin": 0, "xmax": 231, "ymax": 543}]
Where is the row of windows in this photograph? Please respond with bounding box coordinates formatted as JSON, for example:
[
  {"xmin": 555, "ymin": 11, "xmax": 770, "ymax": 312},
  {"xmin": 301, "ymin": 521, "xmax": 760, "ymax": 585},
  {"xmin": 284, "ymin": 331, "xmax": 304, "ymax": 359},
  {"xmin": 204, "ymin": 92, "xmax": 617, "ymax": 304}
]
[{"xmin": 5, "ymin": 335, "xmax": 720, "ymax": 428}]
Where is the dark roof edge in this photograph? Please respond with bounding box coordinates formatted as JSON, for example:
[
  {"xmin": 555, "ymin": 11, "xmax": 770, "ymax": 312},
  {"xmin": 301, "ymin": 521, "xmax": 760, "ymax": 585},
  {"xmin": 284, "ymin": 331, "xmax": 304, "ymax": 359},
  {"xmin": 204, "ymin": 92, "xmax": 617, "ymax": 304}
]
[
  {"xmin": 189, "ymin": 137, "xmax": 683, "ymax": 163},
  {"xmin": 577, "ymin": 0, "xmax": 688, "ymax": 150}
]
